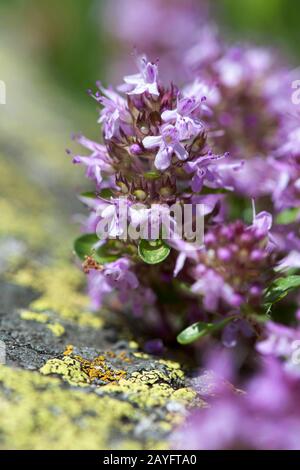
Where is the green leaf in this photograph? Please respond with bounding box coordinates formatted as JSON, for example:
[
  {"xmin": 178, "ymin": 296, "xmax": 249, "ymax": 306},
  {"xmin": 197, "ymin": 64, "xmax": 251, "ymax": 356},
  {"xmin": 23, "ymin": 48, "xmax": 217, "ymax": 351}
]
[
  {"xmin": 276, "ymin": 208, "xmax": 300, "ymax": 225},
  {"xmin": 264, "ymin": 275, "xmax": 300, "ymax": 307},
  {"xmin": 177, "ymin": 317, "xmax": 235, "ymax": 345},
  {"xmin": 177, "ymin": 322, "xmax": 214, "ymax": 344},
  {"xmin": 73, "ymin": 234, "xmax": 119, "ymax": 264},
  {"xmin": 138, "ymin": 239, "xmax": 170, "ymax": 265},
  {"xmin": 74, "ymin": 233, "xmax": 99, "ymax": 260}
]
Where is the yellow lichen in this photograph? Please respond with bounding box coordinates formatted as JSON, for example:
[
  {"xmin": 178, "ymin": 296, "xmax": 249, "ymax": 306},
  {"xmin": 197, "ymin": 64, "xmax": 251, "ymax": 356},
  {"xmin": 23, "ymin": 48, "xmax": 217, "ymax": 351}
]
[
  {"xmin": 172, "ymin": 388, "xmax": 197, "ymax": 402},
  {"xmin": 19, "ymin": 310, "xmax": 65, "ymax": 337},
  {"xmin": 11, "ymin": 263, "xmax": 104, "ymax": 329},
  {"xmin": 102, "ymin": 377, "xmax": 196, "ymax": 410},
  {"xmin": 20, "ymin": 310, "xmax": 49, "ymax": 323},
  {"xmin": 158, "ymin": 359, "xmax": 181, "ymax": 370},
  {"xmin": 0, "ymin": 365, "xmax": 138, "ymax": 450},
  {"xmin": 46, "ymin": 323, "xmax": 65, "ymax": 337},
  {"xmin": 40, "ymin": 357, "xmax": 90, "ymax": 387},
  {"xmin": 39, "ymin": 352, "xmax": 198, "ymax": 414},
  {"xmin": 130, "ymin": 366, "xmax": 184, "ymax": 385},
  {"xmin": 98, "ymin": 361, "xmax": 197, "ymax": 411},
  {"xmin": 133, "ymin": 352, "xmax": 150, "ymax": 359}
]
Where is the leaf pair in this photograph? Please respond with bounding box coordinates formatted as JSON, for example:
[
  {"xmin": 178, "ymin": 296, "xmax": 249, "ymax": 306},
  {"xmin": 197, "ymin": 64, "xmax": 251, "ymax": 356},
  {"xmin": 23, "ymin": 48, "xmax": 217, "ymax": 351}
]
[{"xmin": 74, "ymin": 234, "xmax": 171, "ymax": 265}]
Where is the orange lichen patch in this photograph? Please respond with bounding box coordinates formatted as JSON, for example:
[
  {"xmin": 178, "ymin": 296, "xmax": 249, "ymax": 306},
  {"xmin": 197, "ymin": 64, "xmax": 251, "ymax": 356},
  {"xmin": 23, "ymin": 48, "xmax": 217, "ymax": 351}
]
[
  {"xmin": 63, "ymin": 345, "xmax": 74, "ymax": 356},
  {"xmin": 60, "ymin": 347, "xmax": 133, "ymax": 384},
  {"xmin": 106, "ymin": 351, "xmax": 117, "ymax": 359},
  {"xmin": 40, "ymin": 354, "xmax": 127, "ymax": 386},
  {"xmin": 117, "ymin": 351, "xmax": 132, "ymax": 364},
  {"xmin": 72, "ymin": 354, "xmax": 127, "ymax": 384}
]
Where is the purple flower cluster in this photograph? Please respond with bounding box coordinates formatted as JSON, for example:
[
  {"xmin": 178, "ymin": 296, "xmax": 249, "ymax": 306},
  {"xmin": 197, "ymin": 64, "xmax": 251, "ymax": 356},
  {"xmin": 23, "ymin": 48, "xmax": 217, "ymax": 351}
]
[
  {"xmin": 71, "ymin": 1, "xmax": 300, "ymax": 450},
  {"xmin": 191, "ymin": 215, "xmax": 274, "ymax": 312},
  {"xmin": 187, "ymin": 39, "xmax": 300, "ymax": 201},
  {"xmin": 71, "ymin": 57, "xmax": 235, "ymax": 337}
]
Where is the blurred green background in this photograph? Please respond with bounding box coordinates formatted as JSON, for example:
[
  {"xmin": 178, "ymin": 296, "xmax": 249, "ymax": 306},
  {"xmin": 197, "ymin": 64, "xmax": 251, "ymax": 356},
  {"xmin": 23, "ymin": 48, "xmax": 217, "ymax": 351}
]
[{"xmin": 1, "ymin": 0, "xmax": 299, "ymax": 118}]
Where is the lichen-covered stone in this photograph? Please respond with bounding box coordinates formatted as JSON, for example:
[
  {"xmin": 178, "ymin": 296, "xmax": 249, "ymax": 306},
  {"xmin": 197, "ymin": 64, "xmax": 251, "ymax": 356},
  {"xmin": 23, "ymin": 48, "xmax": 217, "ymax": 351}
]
[{"xmin": 0, "ymin": 365, "xmax": 138, "ymax": 450}]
